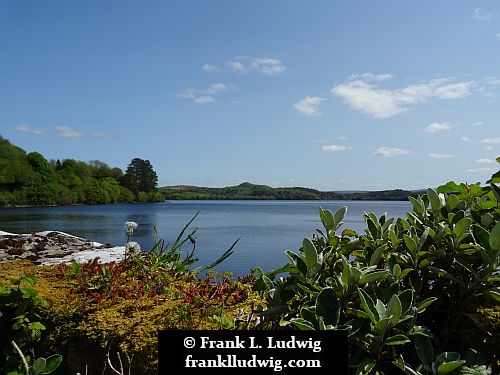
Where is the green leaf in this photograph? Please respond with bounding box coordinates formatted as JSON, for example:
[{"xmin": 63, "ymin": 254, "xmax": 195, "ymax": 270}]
[
  {"xmin": 472, "ymin": 224, "xmax": 491, "ymax": 250},
  {"xmin": 416, "ymin": 297, "xmax": 437, "ymax": 313},
  {"xmin": 404, "ymin": 235, "xmax": 417, "ymax": 253},
  {"xmin": 320, "ymin": 208, "xmax": 335, "ymax": 232},
  {"xmin": 356, "ymin": 359, "xmax": 375, "ymax": 375},
  {"xmin": 358, "ymin": 270, "xmax": 387, "ymax": 284},
  {"xmin": 413, "ymin": 335, "xmax": 434, "ymax": 366},
  {"xmin": 399, "ymin": 289, "xmax": 414, "ymax": 313},
  {"xmin": 369, "ymin": 246, "xmax": 385, "ymax": 266},
  {"xmin": 409, "ymin": 196, "xmax": 424, "ymax": 215},
  {"xmin": 302, "ymin": 238, "xmax": 318, "ymax": 274},
  {"xmin": 32, "ymin": 358, "xmax": 46, "ymax": 375},
  {"xmin": 489, "ymin": 222, "xmax": 500, "ymax": 253},
  {"xmin": 340, "ymin": 257, "xmax": 352, "ymax": 289},
  {"xmin": 416, "ymin": 227, "xmax": 430, "ymax": 252},
  {"xmin": 386, "ymin": 294, "xmax": 402, "ymax": 326},
  {"xmin": 333, "ymin": 206, "xmax": 348, "ymax": 229},
  {"xmin": 393, "ymin": 264, "xmax": 402, "ymax": 279},
  {"xmin": 453, "ymin": 218, "xmax": 472, "ymax": 242},
  {"xmin": 385, "ymin": 334, "xmax": 410, "ymax": 346},
  {"xmin": 437, "ymin": 360, "xmax": 465, "ymax": 374},
  {"xmin": 427, "ymin": 188, "xmax": 442, "ymax": 211},
  {"xmin": 315, "ymin": 287, "xmax": 340, "ymax": 326},
  {"xmin": 445, "ymin": 194, "xmax": 460, "ymax": 211},
  {"xmin": 285, "ymin": 251, "xmax": 308, "ymax": 276},
  {"xmin": 358, "ymin": 289, "xmax": 378, "ymax": 323},
  {"xmin": 291, "ymin": 318, "xmax": 314, "ymax": 330}
]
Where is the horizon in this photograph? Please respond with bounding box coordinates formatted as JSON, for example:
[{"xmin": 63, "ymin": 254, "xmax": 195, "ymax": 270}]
[{"xmin": 1, "ymin": 1, "xmax": 499, "ymax": 190}]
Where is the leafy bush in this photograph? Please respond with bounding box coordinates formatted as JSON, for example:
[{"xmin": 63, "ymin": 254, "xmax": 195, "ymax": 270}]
[
  {"xmin": 0, "ymin": 275, "xmax": 62, "ymax": 375},
  {"xmin": 251, "ymin": 172, "xmax": 500, "ymax": 374}
]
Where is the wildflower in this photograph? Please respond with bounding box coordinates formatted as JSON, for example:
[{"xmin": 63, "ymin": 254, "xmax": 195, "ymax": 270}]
[
  {"xmin": 125, "ymin": 241, "xmax": 141, "ymax": 257},
  {"xmin": 125, "ymin": 221, "xmax": 138, "ymax": 237}
]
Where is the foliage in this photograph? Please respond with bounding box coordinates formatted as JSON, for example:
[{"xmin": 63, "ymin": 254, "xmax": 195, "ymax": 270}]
[
  {"xmin": 160, "ymin": 181, "xmax": 420, "ymax": 201},
  {"xmin": 0, "ymin": 275, "xmax": 61, "ymax": 375},
  {"xmin": 251, "ymin": 167, "xmax": 500, "ymax": 374},
  {"xmin": 122, "ymin": 158, "xmax": 158, "ymax": 194},
  {"xmin": 0, "ymin": 135, "xmax": 164, "ymax": 206}
]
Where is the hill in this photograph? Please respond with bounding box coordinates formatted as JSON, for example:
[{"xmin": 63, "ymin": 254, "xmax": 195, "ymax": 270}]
[{"xmin": 159, "ymin": 182, "xmax": 421, "ymax": 201}]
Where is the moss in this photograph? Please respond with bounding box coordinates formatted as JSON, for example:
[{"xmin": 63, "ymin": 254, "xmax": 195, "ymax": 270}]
[{"xmin": 0, "ymin": 260, "xmax": 258, "ymax": 374}]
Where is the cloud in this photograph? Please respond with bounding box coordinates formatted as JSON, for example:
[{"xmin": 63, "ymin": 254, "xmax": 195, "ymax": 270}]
[
  {"xmin": 429, "ymin": 153, "xmax": 454, "ymax": 159},
  {"xmin": 466, "ymin": 167, "xmax": 495, "ymax": 173},
  {"xmin": 336, "ymin": 136, "xmax": 348, "ymax": 140},
  {"xmin": 473, "ymin": 7, "xmax": 491, "ymax": 21},
  {"xmin": 374, "ymin": 147, "xmax": 411, "ymax": 157},
  {"xmin": 331, "ymin": 76, "xmax": 473, "ymax": 118},
  {"xmin": 226, "ymin": 56, "xmax": 286, "ymax": 76},
  {"xmin": 14, "ymin": 125, "xmax": 44, "ymax": 135},
  {"xmin": 348, "ymin": 72, "xmax": 394, "ymax": 82},
  {"xmin": 424, "ymin": 122, "xmax": 451, "ymax": 133},
  {"xmin": 497, "ymin": 32, "xmax": 500, "ymax": 41},
  {"xmin": 293, "ymin": 96, "xmax": 326, "ymax": 116},
  {"xmin": 461, "ymin": 136, "xmax": 471, "ymax": 142},
  {"xmin": 321, "ymin": 144, "xmax": 350, "ymax": 153},
  {"xmin": 476, "ymin": 158, "xmax": 495, "ymax": 164},
  {"xmin": 54, "ymin": 126, "xmax": 83, "ymax": 138},
  {"xmin": 193, "ymin": 96, "xmax": 215, "ymax": 104},
  {"xmin": 177, "ymin": 82, "xmax": 235, "ymax": 104},
  {"xmin": 480, "ymin": 137, "xmax": 500, "ymax": 144},
  {"xmin": 201, "ymin": 64, "xmax": 216, "ymax": 72}
]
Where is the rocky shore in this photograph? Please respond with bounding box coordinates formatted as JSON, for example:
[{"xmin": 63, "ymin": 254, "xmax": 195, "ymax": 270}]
[{"xmin": 0, "ymin": 230, "xmax": 126, "ymax": 265}]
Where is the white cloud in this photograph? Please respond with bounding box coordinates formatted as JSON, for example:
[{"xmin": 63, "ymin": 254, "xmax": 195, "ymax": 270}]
[
  {"xmin": 201, "ymin": 64, "xmax": 216, "ymax": 72},
  {"xmin": 193, "ymin": 96, "xmax": 215, "ymax": 104},
  {"xmin": 226, "ymin": 56, "xmax": 286, "ymax": 76},
  {"xmin": 321, "ymin": 144, "xmax": 350, "ymax": 153},
  {"xmin": 374, "ymin": 147, "xmax": 411, "ymax": 157},
  {"xmin": 331, "ymin": 76, "xmax": 473, "ymax": 118},
  {"xmin": 466, "ymin": 167, "xmax": 495, "ymax": 173},
  {"xmin": 480, "ymin": 137, "xmax": 500, "ymax": 144},
  {"xmin": 476, "ymin": 158, "xmax": 495, "ymax": 164},
  {"xmin": 428, "ymin": 153, "xmax": 454, "ymax": 159},
  {"xmin": 348, "ymin": 72, "xmax": 394, "ymax": 82},
  {"xmin": 336, "ymin": 136, "xmax": 348, "ymax": 140},
  {"xmin": 473, "ymin": 121, "xmax": 484, "ymax": 126},
  {"xmin": 461, "ymin": 137, "xmax": 471, "ymax": 142},
  {"xmin": 14, "ymin": 125, "xmax": 44, "ymax": 135},
  {"xmin": 474, "ymin": 7, "xmax": 491, "ymax": 21},
  {"xmin": 54, "ymin": 126, "xmax": 83, "ymax": 138},
  {"xmin": 496, "ymin": 32, "xmax": 500, "ymax": 41},
  {"xmin": 293, "ymin": 96, "xmax": 326, "ymax": 116},
  {"xmin": 177, "ymin": 82, "xmax": 235, "ymax": 104},
  {"xmin": 424, "ymin": 122, "xmax": 451, "ymax": 133}
]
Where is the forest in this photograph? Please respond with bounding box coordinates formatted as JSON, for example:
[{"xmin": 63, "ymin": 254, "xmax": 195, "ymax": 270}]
[{"xmin": 0, "ymin": 136, "xmax": 164, "ymax": 206}]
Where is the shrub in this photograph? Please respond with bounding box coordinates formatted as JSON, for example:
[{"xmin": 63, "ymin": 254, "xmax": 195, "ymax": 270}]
[{"xmin": 251, "ymin": 176, "xmax": 500, "ymax": 374}]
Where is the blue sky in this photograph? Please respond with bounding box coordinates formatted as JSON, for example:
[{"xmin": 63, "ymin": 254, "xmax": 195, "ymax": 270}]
[{"xmin": 1, "ymin": 1, "xmax": 499, "ymax": 190}]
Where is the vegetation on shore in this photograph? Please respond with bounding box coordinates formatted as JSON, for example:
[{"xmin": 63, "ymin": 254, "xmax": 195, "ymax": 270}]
[
  {"xmin": 0, "ymin": 136, "xmax": 163, "ymax": 206},
  {"xmin": 161, "ymin": 181, "xmax": 421, "ymax": 201},
  {"xmin": 1, "ymin": 157, "xmax": 499, "ymax": 374}
]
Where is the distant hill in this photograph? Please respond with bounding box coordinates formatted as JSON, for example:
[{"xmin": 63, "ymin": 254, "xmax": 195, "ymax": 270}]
[{"xmin": 159, "ymin": 182, "xmax": 422, "ymax": 201}]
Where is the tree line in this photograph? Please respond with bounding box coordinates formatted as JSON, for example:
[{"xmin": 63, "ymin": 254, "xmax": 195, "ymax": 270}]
[{"xmin": 0, "ymin": 136, "xmax": 164, "ymax": 206}]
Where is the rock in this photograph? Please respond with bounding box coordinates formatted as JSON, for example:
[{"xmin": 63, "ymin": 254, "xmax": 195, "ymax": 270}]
[{"xmin": 0, "ymin": 231, "xmax": 123, "ymax": 264}]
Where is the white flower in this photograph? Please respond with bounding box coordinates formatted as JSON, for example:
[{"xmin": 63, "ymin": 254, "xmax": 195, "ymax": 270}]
[
  {"xmin": 125, "ymin": 241, "xmax": 141, "ymax": 256},
  {"xmin": 125, "ymin": 221, "xmax": 138, "ymax": 236}
]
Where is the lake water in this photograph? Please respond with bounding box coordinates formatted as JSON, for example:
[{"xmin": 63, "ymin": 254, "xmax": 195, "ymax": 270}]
[{"xmin": 0, "ymin": 200, "xmax": 411, "ymax": 275}]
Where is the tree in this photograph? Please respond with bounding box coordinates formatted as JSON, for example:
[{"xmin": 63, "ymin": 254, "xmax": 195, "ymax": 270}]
[{"xmin": 122, "ymin": 158, "xmax": 158, "ymax": 193}]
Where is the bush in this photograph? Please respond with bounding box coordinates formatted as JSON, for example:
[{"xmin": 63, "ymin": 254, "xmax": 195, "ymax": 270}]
[{"xmin": 251, "ymin": 176, "xmax": 500, "ymax": 374}]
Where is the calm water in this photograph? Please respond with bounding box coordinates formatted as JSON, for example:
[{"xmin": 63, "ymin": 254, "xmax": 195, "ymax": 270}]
[{"xmin": 0, "ymin": 200, "xmax": 411, "ymax": 275}]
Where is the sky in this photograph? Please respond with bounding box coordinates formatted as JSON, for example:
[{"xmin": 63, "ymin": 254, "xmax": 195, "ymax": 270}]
[{"xmin": 0, "ymin": 1, "xmax": 499, "ymax": 190}]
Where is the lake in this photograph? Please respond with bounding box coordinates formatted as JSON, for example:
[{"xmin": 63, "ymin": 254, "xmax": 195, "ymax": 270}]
[{"xmin": 0, "ymin": 200, "xmax": 411, "ymax": 275}]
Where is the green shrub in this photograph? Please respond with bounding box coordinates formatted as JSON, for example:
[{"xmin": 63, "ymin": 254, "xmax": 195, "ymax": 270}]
[{"xmin": 251, "ymin": 173, "xmax": 500, "ymax": 374}]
